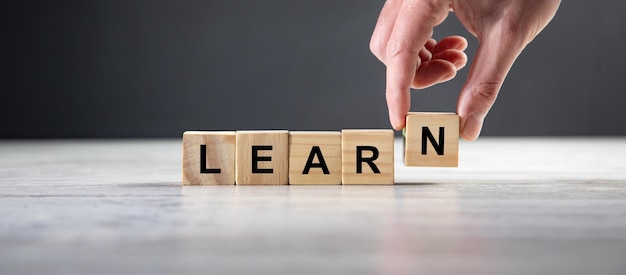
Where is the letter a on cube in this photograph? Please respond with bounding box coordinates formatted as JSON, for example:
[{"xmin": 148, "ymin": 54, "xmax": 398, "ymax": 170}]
[
  {"xmin": 404, "ymin": 112, "xmax": 459, "ymax": 167},
  {"xmin": 289, "ymin": 131, "xmax": 341, "ymax": 185}
]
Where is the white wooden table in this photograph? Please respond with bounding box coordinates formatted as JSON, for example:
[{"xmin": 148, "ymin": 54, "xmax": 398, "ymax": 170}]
[{"xmin": 1, "ymin": 138, "xmax": 625, "ymax": 275}]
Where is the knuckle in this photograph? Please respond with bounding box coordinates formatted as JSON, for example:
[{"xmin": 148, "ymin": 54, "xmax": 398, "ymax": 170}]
[
  {"xmin": 385, "ymin": 37, "xmax": 418, "ymax": 60},
  {"xmin": 369, "ymin": 36, "xmax": 386, "ymax": 59},
  {"xmin": 471, "ymin": 81, "xmax": 501, "ymax": 106}
]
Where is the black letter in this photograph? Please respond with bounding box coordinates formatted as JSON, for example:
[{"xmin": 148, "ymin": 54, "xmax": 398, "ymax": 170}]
[
  {"xmin": 252, "ymin": 145, "xmax": 273, "ymax": 173},
  {"xmin": 356, "ymin": 146, "xmax": 380, "ymax": 174},
  {"xmin": 200, "ymin": 145, "xmax": 221, "ymax": 173},
  {"xmin": 422, "ymin": 127, "xmax": 445, "ymax": 155},
  {"xmin": 302, "ymin": 146, "xmax": 330, "ymax": 174}
]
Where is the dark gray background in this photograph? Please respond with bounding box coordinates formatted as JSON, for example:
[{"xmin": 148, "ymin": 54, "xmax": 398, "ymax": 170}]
[{"xmin": 2, "ymin": 1, "xmax": 624, "ymax": 138}]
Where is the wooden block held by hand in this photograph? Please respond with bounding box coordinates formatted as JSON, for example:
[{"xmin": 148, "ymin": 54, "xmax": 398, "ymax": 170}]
[
  {"xmin": 236, "ymin": 130, "xmax": 289, "ymax": 185},
  {"xmin": 404, "ymin": 112, "xmax": 459, "ymax": 167},
  {"xmin": 341, "ymin": 130, "xmax": 394, "ymax": 185},
  {"xmin": 289, "ymin": 131, "xmax": 341, "ymax": 185},
  {"xmin": 182, "ymin": 131, "xmax": 236, "ymax": 185}
]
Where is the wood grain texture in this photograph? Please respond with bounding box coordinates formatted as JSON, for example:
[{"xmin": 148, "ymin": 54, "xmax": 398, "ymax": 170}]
[
  {"xmin": 404, "ymin": 112, "xmax": 459, "ymax": 167},
  {"xmin": 289, "ymin": 131, "xmax": 341, "ymax": 185},
  {"xmin": 236, "ymin": 130, "xmax": 288, "ymax": 185},
  {"xmin": 341, "ymin": 129, "xmax": 394, "ymax": 185},
  {"xmin": 182, "ymin": 131, "xmax": 235, "ymax": 185}
]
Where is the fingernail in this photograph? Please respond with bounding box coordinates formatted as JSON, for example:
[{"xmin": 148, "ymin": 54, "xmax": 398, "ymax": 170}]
[{"xmin": 461, "ymin": 115, "xmax": 483, "ymax": 141}]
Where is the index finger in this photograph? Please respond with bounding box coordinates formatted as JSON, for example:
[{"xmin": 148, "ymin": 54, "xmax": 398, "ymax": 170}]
[{"xmin": 385, "ymin": 0, "xmax": 449, "ymax": 130}]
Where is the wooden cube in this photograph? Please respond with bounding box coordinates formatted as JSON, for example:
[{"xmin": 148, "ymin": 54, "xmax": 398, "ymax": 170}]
[
  {"xmin": 289, "ymin": 131, "xmax": 341, "ymax": 185},
  {"xmin": 403, "ymin": 112, "xmax": 459, "ymax": 167},
  {"xmin": 341, "ymin": 130, "xmax": 394, "ymax": 185},
  {"xmin": 182, "ymin": 131, "xmax": 236, "ymax": 185},
  {"xmin": 236, "ymin": 130, "xmax": 289, "ymax": 185}
]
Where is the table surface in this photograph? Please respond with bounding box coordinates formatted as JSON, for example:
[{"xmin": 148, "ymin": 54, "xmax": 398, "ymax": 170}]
[{"xmin": 1, "ymin": 137, "xmax": 626, "ymax": 275}]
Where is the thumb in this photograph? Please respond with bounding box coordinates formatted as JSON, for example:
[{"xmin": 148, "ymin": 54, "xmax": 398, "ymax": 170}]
[{"xmin": 457, "ymin": 28, "xmax": 526, "ymax": 141}]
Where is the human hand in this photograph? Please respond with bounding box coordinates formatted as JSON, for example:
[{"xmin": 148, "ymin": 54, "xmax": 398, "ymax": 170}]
[{"xmin": 370, "ymin": 0, "xmax": 560, "ymax": 140}]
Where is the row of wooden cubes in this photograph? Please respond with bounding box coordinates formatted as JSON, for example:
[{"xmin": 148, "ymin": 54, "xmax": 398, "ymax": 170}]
[
  {"xmin": 183, "ymin": 130, "xmax": 393, "ymax": 185},
  {"xmin": 182, "ymin": 112, "xmax": 459, "ymax": 185}
]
